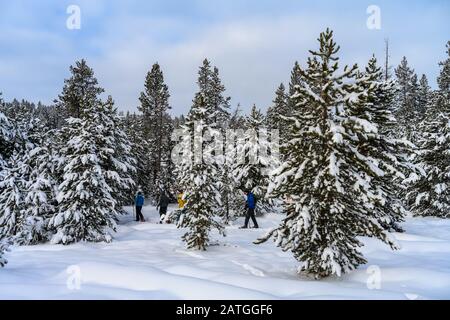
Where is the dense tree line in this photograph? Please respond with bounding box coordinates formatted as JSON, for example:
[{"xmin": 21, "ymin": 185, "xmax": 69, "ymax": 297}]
[{"xmin": 1, "ymin": 31, "xmax": 449, "ymax": 279}]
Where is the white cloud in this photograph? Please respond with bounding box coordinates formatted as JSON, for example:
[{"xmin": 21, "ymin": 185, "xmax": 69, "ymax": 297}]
[{"xmin": 91, "ymin": 13, "xmax": 345, "ymax": 115}]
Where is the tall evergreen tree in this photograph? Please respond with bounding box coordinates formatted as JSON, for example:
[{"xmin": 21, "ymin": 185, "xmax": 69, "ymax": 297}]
[
  {"xmin": 357, "ymin": 56, "xmax": 416, "ymax": 232},
  {"xmin": 3, "ymin": 118, "xmax": 59, "ymax": 246},
  {"xmin": 418, "ymin": 74, "xmax": 432, "ymax": 115},
  {"xmin": 0, "ymin": 101, "xmax": 54, "ymax": 245},
  {"xmin": 211, "ymin": 66, "xmax": 231, "ymax": 128},
  {"xmin": 218, "ymin": 105, "xmax": 247, "ymax": 222},
  {"xmin": 193, "ymin": 59, "xmax": 232, "ymax": 218},
  {"xmin": 175, "ymin": 94, "xmax": 225, "ymax": 250},
  {"xmin": 51, "ymin": 105, "xmax": 116, "ymax": 244},
  {"xmin": 437, "ymin": 41, "xmax": 450, "ymax": 95},
  {"xmin": 395, "ymin": 57, "xmax": 415, "ymax": 111},
  {"xmin": 2, "ymin": 99, "xmax": 35, "ymax": 157},
  {"xmin": 228, "ymin": 104, "xmax": 246, "ymax": 130},
  {"xmin": 123, "ymin": 112, "xmax": 147, "ymax": 194},
  {"xmin": 101, "ymin": 96, "xmax": 136, "ymax": 207},
  {"xmin": 277, "ymin": 62, "xmax": 304, "ymax": 153},
  {"xmin": 410, "ymin": 74, "xmax": 423, "ymax": 119},
  {"xmin": 20, "ymin": 126, "xmax": 57, "ymax": 245},
  {"xmin": 56, "ymin": 59, "xmax": 104, "ymax": 119},
  {"xmin": 232, "ymin": 105, "xmax": 278, "ymax": 215},
  {"xmin": 266, "ymin": 83, "xmax": 288, "ymax": 138},
  {"xmin": 395, "ymin": 57, "xmax": 422, "ymax": 142},
  {"xmin": 256, "ymin": 29, "xmax": 397, "ymax": 279},
  {"xmin": 0, "ymin": 99, "xmax": 40, "ymax": 241},
  {"xmin": 160, "ymin": 113, "xmax": 176, "ymax": 193},
  {"xmin": 50, "ymin": 60, "xmax": 134, "ymax": 244},
  {"xmin": 408, "ymin": 42, "xmax": 450, "ymax": 218},
  {"xmin": 196, "ymin": 59, "xmax": 231, "ymax": 127},
  {"xmin": 139, "ymin": 63, "xmax": 173, "ymax": 199},
  {"xmin": 287, "ymin": 61, "xmax": 303, "ymax": 111}
]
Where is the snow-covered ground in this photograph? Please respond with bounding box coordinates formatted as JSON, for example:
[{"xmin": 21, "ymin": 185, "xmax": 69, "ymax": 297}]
[{"xmin": 1, "ymin": 205, "xmax": 450, "ymax": 300}]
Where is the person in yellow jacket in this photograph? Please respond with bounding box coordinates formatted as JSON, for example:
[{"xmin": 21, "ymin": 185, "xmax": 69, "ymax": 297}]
[{"xmin": 177, "ymin": 192, "xmax": 186, "ymax": 209}]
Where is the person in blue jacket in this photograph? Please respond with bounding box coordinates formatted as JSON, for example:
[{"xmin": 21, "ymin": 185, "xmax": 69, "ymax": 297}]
[
  {"xmin": 135, "ymin": 191, "xmax": 145, "ymax": 222},
  {"xmin": 241, "ymin": 190, "xmax": 259, "ymax": 229}
]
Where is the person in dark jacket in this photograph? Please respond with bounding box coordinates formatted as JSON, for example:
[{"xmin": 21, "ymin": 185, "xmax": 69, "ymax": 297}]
[
  {"xmin": 157, "ymin": 190, "xmax": 171, "ymax": 223},
  {"xmin": 135, "ymin": 192, "xmax": 145, "ymax": 222},
  {"xmin": 241, "ymin": 190, "xmax": 259, "ymax": 229}
]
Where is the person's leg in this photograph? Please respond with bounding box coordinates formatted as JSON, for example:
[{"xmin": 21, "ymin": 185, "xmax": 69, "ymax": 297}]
[
  {"xmin": 243, "ymin": 209, "xmax": 251, "ymax": 228},
  {"xmin": 137, "ymin": 206, "xmax": 145, "ymax": 222},
  {"xmin": 249, "ymin": 208, "xmax": 258, "ymax": 228},
  {"xmin": 159, "ymin": 206, "xmax": 168, "ymax": 223},
  {"xmin": 135, "ymin": 206, "xmax": 140, "ymax": 221}
]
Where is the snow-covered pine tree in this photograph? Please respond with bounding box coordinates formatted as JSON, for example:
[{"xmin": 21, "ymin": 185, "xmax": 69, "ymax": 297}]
[
  {"xmin": 0, "ymin": 94, "xmax": 13, "ymax": 174},
  {"xmin": 3, "ymin": 99, "xmax": 36, "ymax": 128},
  {"xmin": 19, "ymin": 122, "xmax": 58, "ymax": 245},
  {"xmin": 35, "ymin": 102, "xmax": 61, "ymax": 130},
  {"xmin": 216, "ymin": 105, "xmax": 248, "ymax": 222},
  {"xmin": 406, "ymin": 73, "xmax": 433, "ymax": 189},
  {"xmin": 2, "ymin": 99, "xmax": 35, "ymax": 159},
  {"xmin": 0, "ymin": 238, "xmax": 10, "ymax": 267},
  {"xmin": 408, "ymin": 41, "xmax": 450, "ymax": 218},
  {"xmin": 232, "ymin": 105, "xmax": 278, "ymax": 215},
  {"xmin": 50, "ymin": 61, "xmax": 125, "ymax": 244},
  {"xmin": 175, "ymin": 94, "xmax": 225, "ymax": 250},
  {"xmin": 395, "ymin": 57, "xmax": 422, "ymax": 143},
  {"xmin": 410, "ymin": 74, "xmax": 424, "ymax": 123},
  {"xmin": 0, "ymin": 152, "xmax": 27, "ymax": 240},
  {"xmin": 0, "ymin": 138, "xmax": 17, "ymax": 265},
  {"xmin": 101, "ymin": 96, "xmax": 136, "ymax": 208},
  {"xmin": 438, "ymin": 41, "xmax": 450, "ymax": 93},
  {"xmin": 196, "ymin": 59, "xmax": 231, "ymax": 127},
  {"xmin": 159, "ymin": 113, "xmax": 176, "ymax": 193},
  {"xmin": 275, "ymin": 62, "xmax": 304, "ymax": 156},
  {"xmin": 56, "ymin": 59, "xmax": 105, "ymax": 119},
  {"xmin": 256, "ymin": 29, "xmax": 397, "ymax": 279},
  {"xmin": 355, "ymin": 56, "xmax": 417, "ymax": 232},
  {"xmin": 138, "ymin": 63, "xmax": 173, "ymax": 199},
  {"xmin": 123, "ymin": 112, "xmax": 148, "ymax": 195},
  {"xmin": 267, "ymin": 83, "xmax": 289, "ymax": 140},
  {"xmin": 174, "ymin": 114, "xmax": 186, "ymax": 129},
  {"xmin": 194, "ymin": 59, "xmax": 233, "ymax": 219},
  {"xmin": 228, "ymin": 105, "xmax": 246, "ymax": 130},
  {"xmin": 0, "ymin": 101, "xmax": 53, "ymax": 245},
  {"xmin": 395, "ymin": 57, "xmax": 415, "ymax": 109},
  {"xmin": 418, "ymin": 74, "xmax": 432, "ymax": 115},
  {"xmin": 51, "ymin": 110, "xmax": 117, "ymax": 244},
  {"xmin": 287, "ymin": 61, "xmax": 303, "ymax": 112},
  {"xmin": 219, "ymin": 145, "xmax": 244, "ymax": 222},
  {"xmin": 210, "ymin": 66, "xmax": 231, "ymax": 128}
]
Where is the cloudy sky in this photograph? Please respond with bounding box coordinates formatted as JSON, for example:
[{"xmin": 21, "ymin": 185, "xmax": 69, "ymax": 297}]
[{"xmin": 0, "ymin": 0, "xmax": 449, "ymax": 115}]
